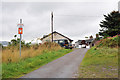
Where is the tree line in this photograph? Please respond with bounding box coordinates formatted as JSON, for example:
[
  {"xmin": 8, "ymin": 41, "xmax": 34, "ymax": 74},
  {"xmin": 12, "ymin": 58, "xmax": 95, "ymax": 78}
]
[{"xmin": 99, "ymin": 11, "xmax": 120, "ymax": 37}]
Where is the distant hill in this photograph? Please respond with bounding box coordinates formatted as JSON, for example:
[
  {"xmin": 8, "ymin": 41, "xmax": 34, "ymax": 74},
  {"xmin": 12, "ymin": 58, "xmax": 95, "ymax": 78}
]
[{"xmin": 0, "ymin": 41, "xmax": 9, "ymax": 46}]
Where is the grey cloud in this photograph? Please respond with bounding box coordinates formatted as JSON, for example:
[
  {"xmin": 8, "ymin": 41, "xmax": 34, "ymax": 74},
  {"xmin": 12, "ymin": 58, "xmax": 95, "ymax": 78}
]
[{"xmin": 1, "ymin": 1, "xmax": 119, "ymax": 42}]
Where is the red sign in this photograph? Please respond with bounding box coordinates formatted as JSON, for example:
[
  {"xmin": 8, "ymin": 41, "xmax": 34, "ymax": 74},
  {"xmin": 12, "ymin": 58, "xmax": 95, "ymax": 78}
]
[{"xmin": 18, "ymin": 28, "xmax": 23, "ymax": 34}]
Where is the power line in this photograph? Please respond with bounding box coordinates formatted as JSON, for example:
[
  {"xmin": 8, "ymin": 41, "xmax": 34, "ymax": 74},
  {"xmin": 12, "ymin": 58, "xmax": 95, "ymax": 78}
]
[{"xmin": 55, "ymin": 15, "xmax": 103, "ymax": 17}]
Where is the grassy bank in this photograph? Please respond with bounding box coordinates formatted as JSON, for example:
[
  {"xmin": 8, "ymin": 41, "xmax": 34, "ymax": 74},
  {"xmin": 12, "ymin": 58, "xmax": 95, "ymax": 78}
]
[
  {"xmin": 2, "ymin": 49, "xmax": 72, "ymax": 78},
  {"xmin": 2, "ymin": 42, "xmax": 62, "ymax": 63},
  {"xmin": 78, "ymin": 47, "xmax": 118, "ymax": 78},
  {"xmin": 78, "ymin": 35, "xmax": 119, "ymax": 78}
]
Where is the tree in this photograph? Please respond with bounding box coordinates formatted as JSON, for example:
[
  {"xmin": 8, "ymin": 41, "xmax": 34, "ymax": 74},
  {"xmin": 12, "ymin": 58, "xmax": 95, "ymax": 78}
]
[
  {"xmin": 11, "ymin": 39, "xmax": 17, "ymax": 46},
  {"xmin": 10, "ymin": 38, "xmax": 26, "ymax": 47},
  {"xmin": 96, "ymin": 34, "xmax": 100, "ymax": 40},
  {"xmin": 85, "ymin": 37, "xmax": 88, "ymax": 39},
  {"xmin": 89, "ymin": 35, "xmax": 93, "ymax": 39},
  {"xmin": 14, "ymin": 35, "xmax": 17, "ymax": 40},
  {"xmin": 26, "ymin": 42, "xmax": 31, "ymax": 48},
  {"xmin": 0, "ymin": 43, "xmax": 3, "ymax": 49},
  {"xmin": 0, "ymin": 43, "xmax": 2, "ymax": 47},
  {"xmin": 99, "ymin": 11, "xmax": 120, "ymax": 37},
  {"xmin": 8, "ymin": 42, "xmax": 11, "ymax": 46}
]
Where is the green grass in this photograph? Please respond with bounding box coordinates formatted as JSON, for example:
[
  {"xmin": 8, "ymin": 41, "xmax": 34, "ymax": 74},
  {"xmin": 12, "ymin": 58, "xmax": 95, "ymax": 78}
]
[
  {"xmin": 78, "ymin": 47, "xmax": 118, "ymax": 78},
  {"xmin": 2, "ymin": 49, "xmax": 72, "ymax": 78}
]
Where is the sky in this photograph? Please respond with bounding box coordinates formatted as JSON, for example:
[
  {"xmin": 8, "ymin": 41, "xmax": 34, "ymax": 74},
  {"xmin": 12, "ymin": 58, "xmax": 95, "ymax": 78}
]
[{"xmin": 0, "ymin": 0, "xmax": 119, "ymax": 43}]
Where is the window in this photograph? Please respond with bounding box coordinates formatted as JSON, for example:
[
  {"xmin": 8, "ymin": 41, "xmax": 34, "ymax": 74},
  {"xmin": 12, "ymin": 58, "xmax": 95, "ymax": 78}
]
[
  {"xmin": 59, "ymin": 40, "xmax": 64, "ymax": 43},
  {"xmin": 54, "ymin": 40, "xmax": 58, "ymax": 43},
  {"xmin": 65, "ymin": 40, "xmax": 68, "ymax": 44}
]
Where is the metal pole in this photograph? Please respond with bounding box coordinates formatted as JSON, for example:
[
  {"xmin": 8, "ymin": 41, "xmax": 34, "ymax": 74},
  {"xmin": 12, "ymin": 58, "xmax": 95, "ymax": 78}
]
[
  {"xmin": 20, "ymin": 34, "xmax": 21, "ymax": 56},
  {"xmin": 20, "ymin": 19, "xmax": 22, "ymax": 57},
  {"xmin": 51, "ymin": 12, "xmax": 53, "ymax": 42}
]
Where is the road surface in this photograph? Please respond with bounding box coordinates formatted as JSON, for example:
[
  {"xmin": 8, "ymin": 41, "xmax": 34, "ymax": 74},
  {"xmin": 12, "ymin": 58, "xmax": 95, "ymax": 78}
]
[{"xmin": 21, "ymin": 48, "xmax": 88, "ymax": 78}]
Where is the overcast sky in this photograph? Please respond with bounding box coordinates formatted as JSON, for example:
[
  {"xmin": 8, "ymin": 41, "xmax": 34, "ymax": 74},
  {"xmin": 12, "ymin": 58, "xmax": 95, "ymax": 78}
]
[{"xmin": 0, "ymin": 0, "xmax": 119, "ymax": 43}]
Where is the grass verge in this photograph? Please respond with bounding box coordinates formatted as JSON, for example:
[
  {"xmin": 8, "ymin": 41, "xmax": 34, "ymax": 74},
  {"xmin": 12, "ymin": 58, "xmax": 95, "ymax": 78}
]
[
  {"xmin": 2, "ymin": 49, "xmax": 72, "ymax": 78},
  {"xmin": 78, "ymin": 47, "xmax": 118, "ymax": 78}
]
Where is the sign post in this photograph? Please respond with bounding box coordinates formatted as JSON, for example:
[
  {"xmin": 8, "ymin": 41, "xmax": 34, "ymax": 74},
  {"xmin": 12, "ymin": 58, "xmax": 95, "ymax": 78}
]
[{"xmin": 17, "ymin": 19, "xmax": 23, "ymax": 57}]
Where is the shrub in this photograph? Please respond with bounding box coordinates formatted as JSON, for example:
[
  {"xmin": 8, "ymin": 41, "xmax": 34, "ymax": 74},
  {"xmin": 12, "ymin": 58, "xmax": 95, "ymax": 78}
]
[{"xmin": 96, "ymin": 35, "xmax": 119, "ymax": 48}]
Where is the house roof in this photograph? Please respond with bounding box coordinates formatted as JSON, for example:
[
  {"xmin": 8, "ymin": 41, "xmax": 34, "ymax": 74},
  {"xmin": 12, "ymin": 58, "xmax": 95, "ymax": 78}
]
[
  {"xmin": 85, "ymin": 38, "xmax": 94, "ymax": 42},
  {"xmin": 75, "ymin": 38, "xmax": 95, "ymax": 44},
  {"xmin": 40, "ymin": 31, "xmax": 73, "ymax": 42}
]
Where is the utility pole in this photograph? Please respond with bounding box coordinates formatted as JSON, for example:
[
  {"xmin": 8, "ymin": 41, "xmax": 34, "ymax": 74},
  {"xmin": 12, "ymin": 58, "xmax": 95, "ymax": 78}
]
[
  {"xmin": 118, "ymin": 1, "xmax": 120, "ymax": 13},
  {"xmin": 51, "ymin": 12, "xmax": 53, "ymax": 42}
]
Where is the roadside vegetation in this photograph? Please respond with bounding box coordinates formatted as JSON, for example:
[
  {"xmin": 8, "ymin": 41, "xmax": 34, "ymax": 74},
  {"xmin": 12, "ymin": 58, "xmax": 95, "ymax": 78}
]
[
  {"xmin": 99, "ymin": 11, "xmax": 120, "ymax": 37},
  {"xmin": 78, "ymin": 35, "xmax": 119, "ymax": 78},
  {"xmin": 2, "ymin": 41, "xmax": 62, "ymax": 63},
  {"xmin": 78, "ymin": 10, "xmax": 119, "ymax": 78},
  {"xmin": 2, "ymin": 41, "xmax": 72, "ymax": 78}
]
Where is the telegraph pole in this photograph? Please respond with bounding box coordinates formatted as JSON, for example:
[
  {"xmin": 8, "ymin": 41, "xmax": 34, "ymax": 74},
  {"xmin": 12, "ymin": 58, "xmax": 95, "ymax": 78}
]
[
  {"xmin": 51, "ymin": 12, "xmax": 53, "ymax": 42},
  {"xmin": 118, "ymin": 1, "xmax": 120, "ymax": 13}
]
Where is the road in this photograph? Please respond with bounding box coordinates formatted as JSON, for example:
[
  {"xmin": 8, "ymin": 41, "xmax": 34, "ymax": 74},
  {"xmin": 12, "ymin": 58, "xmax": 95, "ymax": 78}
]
[{"xmin": 21, "ymin": 48, "xmax": 88, "ymax": 78}]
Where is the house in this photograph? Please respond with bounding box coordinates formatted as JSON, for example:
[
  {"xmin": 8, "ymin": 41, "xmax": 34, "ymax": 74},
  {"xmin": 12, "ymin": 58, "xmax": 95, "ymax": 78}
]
[
  {"xmin": 75, "ymin": 38, "xmax": 96, "ymax": 48},
  {"xmin": 86, "ymin": 38, "xmax": 95, "ymax": 45},
  {"xmin": 40, "ymin": 31, "xmax": 73, "ymax": 43},
  {"xmin": 30, "ymin": 38, "xmax": 42, "ymax": 45},
  {"xmin": 75, "ymin": 40, "xmax": 82, "ymax": 48},
  {"xmin": 0, "ymin": 41, "xmax": 9, "ymax": 47}
]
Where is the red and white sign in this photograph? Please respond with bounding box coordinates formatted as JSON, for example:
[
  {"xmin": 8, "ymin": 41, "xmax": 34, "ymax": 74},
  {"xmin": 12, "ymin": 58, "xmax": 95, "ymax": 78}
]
[
  {"xmin": 17, "ymin": 23, "xmax": 24, "ymax": 34},
  {"xmin": 18, "ymin": 28, "xmax": 23, "ymax": 34},
  {"xmin": 17, "ymin": 24, "xmax": 24, "ymax": 26}
]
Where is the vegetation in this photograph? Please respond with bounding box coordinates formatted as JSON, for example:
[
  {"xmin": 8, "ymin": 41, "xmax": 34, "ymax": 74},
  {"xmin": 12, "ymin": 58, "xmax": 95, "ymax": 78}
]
[
  {"xmin": 85, "ymin": 37, "xmax": 88, "ymax": 39},
  {"xmin": 79, "ymin": 10, "xmax": 120, "ymax": 78},
  {"xmin": 99, "ymin": 11, "xmax": 120, "ymax": 37},
  {"xmin": 78, "ymin": 36, "xmax": 119, "ymax": 78},
  {"xmin": 89, "ymin": 35, "xmax": 93, "ymax": 39},
  {"xmin": 8, "ymin": 38, "xmax": 25, "ymax": 47},
  {"xmin": 2, "ymin": 42, "xmax": 62, "ymax": 63},
  {"xmin": 96, "ymin": 35, "xmax": 119, "ymax": 48},
  {"xmin": 78, "ymin": 47, "xmax": 118, "ymax": 78},
  {"xmin": 2, "ymin": 48, "xmax": 72, "ymax": 78},
  {"xmin": 0, "ymin": 43, "xmax": 3, "ymax": 48},
  {"xmin": 2, "ymin": 40, "xmax": 73, "ymax": 78},
  {"xmin": 95, "ymin": 34, "xmax": 100, "ymax": 40}
]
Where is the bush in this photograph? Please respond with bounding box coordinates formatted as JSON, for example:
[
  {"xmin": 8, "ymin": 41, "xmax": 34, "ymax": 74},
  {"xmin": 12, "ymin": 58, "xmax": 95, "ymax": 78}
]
[{"xmin": 96, "ymin": 35, "xmax": 119, "ymax": 48}]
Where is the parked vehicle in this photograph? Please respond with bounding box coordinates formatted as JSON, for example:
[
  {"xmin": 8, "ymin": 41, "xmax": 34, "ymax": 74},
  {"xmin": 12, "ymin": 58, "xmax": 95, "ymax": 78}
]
[
  {"xmin": 54, "ymin": 39, "xmax": 72, "ymax": 49},
  {"xmin": 81, "ymin": 44, "xmax": 86, "ymax": 48},
  {"xmin": 69, "ymin": 43, "xmax": 73, "ymax": 49}
]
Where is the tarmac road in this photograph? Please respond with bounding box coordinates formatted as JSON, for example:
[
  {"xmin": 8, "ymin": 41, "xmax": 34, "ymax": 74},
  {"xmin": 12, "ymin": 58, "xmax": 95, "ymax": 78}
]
[{"xmin": 21, "ymin": 48, "xmax": 88, "ymax": 78}]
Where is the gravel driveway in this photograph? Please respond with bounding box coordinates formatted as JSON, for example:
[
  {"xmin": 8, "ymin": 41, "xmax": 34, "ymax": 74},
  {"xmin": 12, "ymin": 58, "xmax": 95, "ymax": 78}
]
[{"xmin": 21, "ymin": 48, "xmax": 88, "ymax": 78}]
